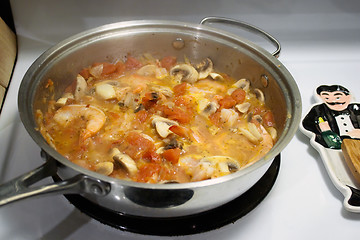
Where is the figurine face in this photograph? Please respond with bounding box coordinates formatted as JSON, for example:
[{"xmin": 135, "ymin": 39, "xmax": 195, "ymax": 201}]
[{"xmin": 319, "ymin": 91, "xmax": 351, "ymax": 111}]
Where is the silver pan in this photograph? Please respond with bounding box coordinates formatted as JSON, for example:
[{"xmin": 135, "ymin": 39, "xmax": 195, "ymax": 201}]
[{"xmin": 0, "ymin": 17, "xmax": 301, "ymax": 217}]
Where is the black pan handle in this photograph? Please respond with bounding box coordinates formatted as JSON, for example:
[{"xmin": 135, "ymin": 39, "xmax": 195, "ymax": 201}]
[
  {"xmin": 200, "ymin": 16, "xmax": 281, "ymax": 58},
  {"xmin": 0, "ymin": 152, "xmax": 110, "ymax": 206}
]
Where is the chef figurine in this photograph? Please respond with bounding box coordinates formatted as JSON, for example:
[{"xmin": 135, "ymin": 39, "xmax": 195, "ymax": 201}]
[{"xmin": 302, "ymin": 85, "xmax": 360, "ymax": 149}]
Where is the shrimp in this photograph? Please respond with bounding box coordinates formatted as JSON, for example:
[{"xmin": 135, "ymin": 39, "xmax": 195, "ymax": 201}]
[
  {"xmin": 241, "ymin": 124, "xmax": 274, "ymax": 165},
  {"xmin": 53, "ymin": 104, "xmax": 106, "ymax": 140},
  {"xmin": 256, "ymin": 124, "xmax": 274, "ymax": 159},
  {"xmin": 179, "ymin": 156, "xmax": 241, "ymax": 182}
]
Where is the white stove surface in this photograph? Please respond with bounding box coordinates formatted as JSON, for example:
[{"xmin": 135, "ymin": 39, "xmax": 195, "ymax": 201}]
[{"xmin": 1, "ymin": 0, "xmax": 360, "ymax": 239}]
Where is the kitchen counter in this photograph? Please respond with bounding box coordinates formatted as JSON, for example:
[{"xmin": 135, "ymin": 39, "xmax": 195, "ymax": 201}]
[{"xmin": 0, "ymin": 0, "xmax": 359, "ymax": 239}]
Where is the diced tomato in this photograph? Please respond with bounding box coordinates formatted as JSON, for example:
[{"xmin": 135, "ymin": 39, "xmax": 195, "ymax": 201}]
[
  {"xmin": 161, "ymin": 105, "xmax": 192, "ymax": 124},
  {"xmin": 162, "ymin": 148, "xmax": 181, "ymax": 164},
  {"xmin": 173, "ymin": 82, "xmax": 188, "ymax": 96},
  {"xmin": 114, "ymin": 61, "xmax": 126, "ymax": 75},
  {"xmin": 141, "ymin": 92, "xmax": 159, "ymax": 109},
  {"xmin": 169, "ymin": 125, "xmax": 191, "ymax": 139},
  {"xmin": 209, "ymin": 110, "xmax": 222, "ymax": 127},
  {"xmin": 101, "ymin": 62, "xmax": 117, "ymax": 76},
  {"xmin": 108, "ymin": 111, "xmax": 121, "ymax": 121},
  {"xmin": 219, "ymin": 95, "xmax": 236, "ymax": 109},
  {"xmin": 136, "ymin": 163, "xmax": 162, "ymax": 183},
  {"xmin": 64, "ymin": 79, "xmax": 77, "ymax": 93},
  {"xmin": 251, "ymin": 107, "xmax": 263, "ymax": 115},
  {"xmin": 124, "ymin": 132, "xmax": 159, "ymax": 162},
  {"xmin": 231, "ymin": 88, "xmax": 246, "ymax": 104},
  {"xmin": 263, "ymin": 111, "xmax": 276, "ymax": 127},
  {"xmin": 142, "ymin": 149, "xmax": 161, "ymax": 163},
  {"xmin": 160, "ymin": 56, "xmax": 177, "ymax": 70},
  {"xmin": 125, "ymin": 55, "xmax": 142, "ymax": 70},
  {"xmin": 174, "ymin": 95, "xmax": 194, "ymax": 108},
  {"xmin": 135, "ymin": 109, "xmax": 149, "ymax": 123},
  {"xmin": 79, "ymin": 68, "xmax": 91, "ymax": 79}
]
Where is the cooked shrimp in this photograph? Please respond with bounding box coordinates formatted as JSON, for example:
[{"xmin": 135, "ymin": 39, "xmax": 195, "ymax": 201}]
[
  {"xmin": 257, "ymin": 124, "xmax": 274, "ymax": 159},
  {"xmin": 180, "ymin": 155, "xmax": 241, "ymax": 182},
  {"xmin": 53, "ymin": 104, "xmax": 106, "ymax": 140},
  {"xmin": 244, "ymin": 124, "xmax": 274, "ymax": 165}
]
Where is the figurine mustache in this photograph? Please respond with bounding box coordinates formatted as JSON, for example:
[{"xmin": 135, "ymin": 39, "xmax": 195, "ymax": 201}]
[{"xmin": 326, "ymin": 101, "xmax": 345, "ymax": 106}]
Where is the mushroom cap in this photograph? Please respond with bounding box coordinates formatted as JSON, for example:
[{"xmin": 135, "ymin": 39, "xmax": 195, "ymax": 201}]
[
  {"xmin": 170, "ymin": 64, "xmax": 199, "ymax": 83},
  {"xmin": 196, "ymin": 58, "xmax": 214, "ymax": 80},
  {"xmin": 233, "ymin": 78, "xmax": 250, "ymax": 91},
  {"xmin": 254, "ymin": 88, "xmax": 265, "ymax": 102}
]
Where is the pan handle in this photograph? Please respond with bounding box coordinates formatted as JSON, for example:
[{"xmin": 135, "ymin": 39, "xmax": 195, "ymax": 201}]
[
  {"xmin": 200, "ymin": 16, "xmax": 281, "ymax": 58},
  {"xmin": 0, "ymin": 152, "xmax": 111, "ymax": 206}
]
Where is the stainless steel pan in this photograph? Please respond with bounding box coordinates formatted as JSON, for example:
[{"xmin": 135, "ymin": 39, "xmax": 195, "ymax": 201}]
[{"xmin": 0, "ymin": 17, "xmax": 301, "ymax": 217}]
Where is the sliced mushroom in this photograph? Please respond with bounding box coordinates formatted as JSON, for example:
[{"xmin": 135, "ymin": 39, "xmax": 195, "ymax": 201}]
[
  {"xmin": 200, "ymin": 156, "xmax": 241, "ymax": 175},
  {"xmin": 55, "ymin": 93, "xmax": 74, "ymax": 107},
  {"xmin": 233, "ymin": 78, "xmax": 250, "ymax": 91},
  {"xmin": 209, "ymin": 72, "xmax": 224, "ymax": 81},
  {"xmin": 197, "ymin": 99, "xmax": 219, "ymax": 116},
  {"xmin": 111, "ymin": 148, "xmax": 138, "ymax": 176},
  {"xmin": 253, "ymin": 114, "xmax": 263, "ymax": 124},
  {"xmin": 55, "ymin": 98, "xmax": 68, "ymax": 107},
  {"xmin": 170, "ymin": 64, "xmax": 199, "ymax": 83},
  {"xmin": 235, "ymin": 102, "xmax": 251, "ymax": 113},
  {"xmin": 118, "ymin": 92, "xmax": 140, "ymax": 110},
  {"xmin": 95, "ymin": 83, "xmax": 117, "ymax": 100},
  {"xmin": 267, "ymin": 127, "xmax": 277, "ymax": 141},
  {"xmin": 151, "ymin": 85, "xmax": 174, "ymax": 98},
  {"xmin": 155, "ymin": 67, "xmax": 168, "ymax": 79},
  {"xmin": 254, "ymin": 88, "xmax": 265, "ymax": 102},
  {"xmin": 196, "ymin": 58, "xmax": 213, "ymax": 79},
  {"xmin": 74, "ymin": 74, "xmax": 87, "ymax": 100},
  {"xmin": 163, "ymin": 137, "xmax": 183, "ymax": 150},
  {"xmin": 134, "ymin": 104, "xmax": 144, "ymax": 113},
  {"xmin": 95, "ymin": 162, "xmax": 114, "ymax": 176},
  {"xmin": 136, "ymin": 64, "xmax": 157, "ymax": 76},
  {"xmin": 151, "ymin": 115, "xmax": 179, "ymax": 138}
]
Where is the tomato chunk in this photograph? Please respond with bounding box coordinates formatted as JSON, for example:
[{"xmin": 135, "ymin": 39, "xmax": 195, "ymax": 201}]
[
  {"xmin": 161, "ymin": 106, "xmax": 192, "ymax": 124},
  {"xmin": 101, "ymin": 62, "xmax": 117, "ymax": 76},
  {"xmin": 169, "ymin": 125, "xmax": 192, "ymax": 139},
  {"xmin": 160, "ymin": 56, "xmax": 177, "ymax": 70},
  {"xmin": 124, "ymin": 132, "xmax": 160, "ymax": 162},
  {"xmin": 135, "ymin": 109, "xmax": 149, "ymax": 123},
  {"xmin": 219, "ymin": 95, "xmax": 236, "ymax": 109},
  {"xmin": 162, "ymin": 148, "xmax": 181, "ymax": 164},
  {"xmin": 141, "ymin": 92, "xmax": 159, "ymax": 110},
  {"xmin": 209, "ymin": 110, "xmax": 222, "ymax": 127},
  {"xmin": 263, "ymin": 111, "xmax": 276, "ymax": 127},
  {"xmin": 79, "ymin": 68, "xmax": 91, "ymax": 79},
  {"xmin": 173, "ymin": 82, "xmax": 188, "ymax": 96},
  {"xmin": 137, "ymin": 163, "xmax": 162, "ymax": 183},
  {"xmin": 231, "ymin": 88, "xmax": 246, "ymax": 104},
  {"xmin": 125, "ymin": 55, "xmax": 142, "ymax": 70}
]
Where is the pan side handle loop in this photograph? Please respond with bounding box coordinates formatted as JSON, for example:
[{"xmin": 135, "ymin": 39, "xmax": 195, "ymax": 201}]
[
  {"xmin": 200, "ymin": 16, "xmax": 281, "ymax": 58},
  {"xmin": 0, "ymin": 154, "xmax": 111, "ymax": 206}
]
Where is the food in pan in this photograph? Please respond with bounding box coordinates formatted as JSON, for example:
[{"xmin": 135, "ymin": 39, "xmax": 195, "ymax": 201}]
[{"xmin": 36, "ymin": 54, "xmax": 277, "ymax": 183}]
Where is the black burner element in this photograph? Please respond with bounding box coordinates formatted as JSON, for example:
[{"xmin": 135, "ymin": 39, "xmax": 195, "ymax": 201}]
[{"xmin": 63, "ymin": 155, "xmax": 280, "ymax": 236}]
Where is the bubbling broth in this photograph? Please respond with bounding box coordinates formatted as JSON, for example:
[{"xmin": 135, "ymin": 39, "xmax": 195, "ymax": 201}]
[{"xmin": 37, "ymin": 54, "xmax": 277, "ymax": 183}]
